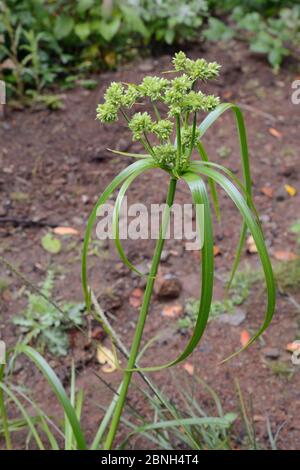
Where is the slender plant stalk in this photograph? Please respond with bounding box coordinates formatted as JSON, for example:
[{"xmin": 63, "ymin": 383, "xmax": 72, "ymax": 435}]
[
  {"xmin": 104, "ymin": 177, "xmax": 177, "ymax": 449},
  {"xmin": 0, "ymin": 365, "xmax": 12, "ymax": 449},
  {"xmin": 175, "ymin": 114, "xmax": 181, "ymax": 173}
]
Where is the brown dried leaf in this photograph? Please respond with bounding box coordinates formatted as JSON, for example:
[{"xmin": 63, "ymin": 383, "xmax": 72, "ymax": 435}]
[
  {"xmin": 53, "ymin": 226, "xmax": 79, "ymax": 236},
  {"xmin": 261, "ymin": 186, "xmax": 274, "ymax": 198},
  {"xmin": 268, "ymin": 127, "xmax": 283, "ymax": 139},
  {"xmin": 273, "ymin": 250, "xmax": 298, "ymax": 261},
  {"xmin": 97, "ymin": 345, "xmax": 118, "ymax": 373},
  {"xmin": 247, "ymin": 235, "xmax": 258, "ymax": 254},
  {"xmin": 240, "ymin": 329, "xmax": 250, "ymax": 347},
  {"xmin": 129, "ymin": 287, "xmax": 143, "ymax": 308},
  {"xmin": 161, "ymin": 304, "xmax": 183, "ymax": 318},
  {"xmin": 183, "ymin": 362, "xmax": 194, "ymax": 376}
]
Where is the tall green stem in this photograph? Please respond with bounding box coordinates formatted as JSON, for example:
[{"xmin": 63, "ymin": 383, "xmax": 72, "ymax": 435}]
[
  {"xmin": 0, "ymin": 365, "xmax": 12, "ymax": 449},
  {"xmin": 104, "ymin": 177, "xmax": 177, "ymax": 450},
  {"xmin": 175, "ymin": 114, "xmax": 181, "ymax": 173}
]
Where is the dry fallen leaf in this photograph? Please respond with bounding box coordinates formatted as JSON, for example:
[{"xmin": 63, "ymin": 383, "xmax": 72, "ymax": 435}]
[
  {"xmin": 261, "ymin": 186, "xmax": 274, "ymax": 198},
  {"xmin": 240, "ymin": 329, "xmax": 251, "ymax": 347},
  {"xmin": 268, "ymin": 127, "xmax": 283, "ymax": 139},
  {"xmin": 247, "ymin": 235, "xmax": 258, "ymax": 254},
  {"xmin": 273, "ymin": 250, "xmax": 298, "ymax": 261},
  {"xmin": 223, "ymin": 90, "xmax": 233, "ymax": 100},
  {"xmin": 97, "ymin": 345, "xmax": 118, "ymax": 373},
  {"xmin": 161, "ymin": 304, "xmax": 183, "ymax": 318},
  {"xmin": 284, "ymin": 184, "xmax": 297, "ymax": 197},
  {"xmin": 129, "ymin": 287, "xmax": 144, "ymax": 308},
  {"xmin": 213, "ymin": 245, "xmax": 221, "ymax": 256},
  {"xmin": 253, "ymin": 415, "xmax": 266, "ymax": 423},
  {"xmin": 286, "ymin": 342, "xmax": 300, "ymax": 353},
  {"xmin": 183, "ymin": 362, "xmax": 194, "ymax": 376},
  {"xmin": 53, "ymin": 226, "xmax": 79, "ymax": 236}
]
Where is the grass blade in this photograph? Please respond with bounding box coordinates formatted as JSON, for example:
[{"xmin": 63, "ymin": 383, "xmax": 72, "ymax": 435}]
[
  {"xmin": 112, "ymin": 169, "xmax": 154, "ymax": 275},
  {"xmin": 0, "ymin": 382, "xmax": 45, "ymax": 450},
  {"xmin": 189, "ymin": 164, "xmax": 276, "ymax": 360},
  {"xmin": 82, "ymin": 159, "xmax": 156, "ymax": 308},
  {"xmin": 196, "ymin": 141, "xmax": 220, "ymax": 222},
  {"xmin": 18, "ymin": 345, "xmax": 87, "ymax": 450},
  {"xmin": 199, "ymin": 103, "xmax": 253, "ymax": 287},
  {"xmin": 131, "ymin": 173, "xmax": 214, "ymax": 371}
]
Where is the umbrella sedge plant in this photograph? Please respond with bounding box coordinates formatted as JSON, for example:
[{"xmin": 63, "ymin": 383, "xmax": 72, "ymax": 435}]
[{"xmin": 82, "ymin": 52, "xmax": 276, "ymax": 449}]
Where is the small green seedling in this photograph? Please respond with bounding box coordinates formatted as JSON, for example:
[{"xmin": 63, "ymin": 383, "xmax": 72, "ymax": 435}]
[{"xmin": 82, "ymin": 52, "xmax": 276, "ymax": 449}]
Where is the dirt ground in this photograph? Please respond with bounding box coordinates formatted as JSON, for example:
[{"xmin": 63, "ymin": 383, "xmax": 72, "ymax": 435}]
[{"xmin": 1, "ymin": 41, "xmax": 300, "ymax": 449}]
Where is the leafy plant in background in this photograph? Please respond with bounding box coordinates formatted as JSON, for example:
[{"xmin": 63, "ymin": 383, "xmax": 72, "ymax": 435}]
[
  {"xmin": 205, "ymin": 4, "xmax": 300, "ymax": 71},
  {"xmin": 0, "ymin": 0, "xmax": 148, "ymax": 101},
  {"xmin": 82, "ymin": 52, "xmax": 276, "ymax": 449},
  {"xmin": 124, "ymin": 0, "xmax": 208, "ymax": 44},
  {"xmin": 13, "ymin": 271, "xmax": 84, "ymax": 356}
]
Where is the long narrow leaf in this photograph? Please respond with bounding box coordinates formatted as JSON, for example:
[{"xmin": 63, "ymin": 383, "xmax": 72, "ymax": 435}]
[
  {"xmin": 129, "ymin": 174, "xmax": 214, "ymax": 371},
  {"xmin": 199, "ymin": 103, "xmax": 253, "ymax": 287},
  {"xmin": 189, "ymin": 164, "xmax": 276, "ymax": 360},
  {"xmin": 82, "ymin": 159, "xmax": 156, "ymax": 308},
  {"xmin": 0, "ymin": 382, "xmax": 45, "ymax": 450},
  {"xmin": 18, "ymin": 345, "xmax": 87, "ymax": 450},
  {"xmin": 112, "ymin": 171, "xmax": 152, "ymax": 275}
]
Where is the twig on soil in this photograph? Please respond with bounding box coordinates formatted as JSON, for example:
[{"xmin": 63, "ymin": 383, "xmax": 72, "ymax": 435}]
[
  {"xmin": 0, "ymin": 217, "xmax": 58, "ymax": 228},
  {"xmin": 238, "ymin": 103, "xmax": 276, "ymax": 123}
]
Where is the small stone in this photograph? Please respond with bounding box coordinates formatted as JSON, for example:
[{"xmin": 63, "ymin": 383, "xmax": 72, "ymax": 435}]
[
  {"xmin": 218, "ymin": 308, "xmax": 246, "ymax": 326},
  {"xmin": 160, "ymin": 250, "xmax": 170, "ymax": 263},
  {"xmin": 155, "ymin": 272, "xmax": 182, "ymax": 299},
  {"xmin": 81, "ymin": 194, "xmax": 89, "ymax": 204},
  {"xmin": 260, "ymin": 214, "xmax": 271, "ymax": 224},
  {"xmin": 263, "ymin": 347, "xmax": 280, "ymax": 360}
]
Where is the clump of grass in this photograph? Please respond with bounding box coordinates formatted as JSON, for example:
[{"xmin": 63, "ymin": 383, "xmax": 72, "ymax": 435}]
[{"xmin": 82, "ymin": 52, "xmax": 276, "ymax": 448}]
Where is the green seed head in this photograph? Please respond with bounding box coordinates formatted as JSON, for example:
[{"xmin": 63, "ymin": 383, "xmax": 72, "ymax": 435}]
[
  {"xmin": 139, "ymin": 76, "xmax": 169, "ymax": 101},
  {"xmin": 104, "ymin": 82, "xmax": 124, "ymax": 106},
  {"xmin": 128, "ymin": 112, "xmax": 154, "ymax": 140},
  {"xmin": 122, "ymin": 85, "xmax": 141, "ymax": 108},
  {"xmin": 152, "ymin": 119, "xmax": 173, "ymax": 142},
  {"xmin": 181, "ymin": 126, "xmax": 201, "ymax": 150},
  {"xmin": 96, "ymin": 102, "xmax": 118, "ymax": 123},
  {"xmin": 152, "ymin": 143, "xmax": 177, "ymax": 168}
]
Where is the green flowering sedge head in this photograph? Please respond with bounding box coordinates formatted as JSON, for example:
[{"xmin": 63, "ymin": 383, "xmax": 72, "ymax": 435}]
[
  {"xmin": 181, "ymin": 126, "xmax": 201, "ymax": 150},
  {"xmin": 173, "ymin": 51, "xmax": 221, "ymax": 81},
  {"xmin": 122, "ymin": 85, "xmax": 141, "ymax": 108},
  {"xmin": 139, "ymin": 76, "xmax": 169, "ymax": 101},
  {"xmin": 96, "ymin": 102, "xmax": 118, "ymax": 123},
  {"xmin": 152, "ymin": 119, "xmax": 173, "ymax": 142},
  {"xmin": 96, "ymin": 52, "xmax": 221, "ymax": 173},
  {"xmin": 181, "ymin": 91, "xmax": 220, "ymax": 113},
  {"xmin": 128, "ymin": 112, "xmax": 154, "ymax": 140},
  {"xmin": 152, "ymin": 143, "xmax": 177, "ymax": 168},
  {"xmin": 163, "ymin": 74, "xmax": 193, "ymax": 115},
  {"xmin": 104, "ymin": 82, "xmax": 125, "ymax": 106}
]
